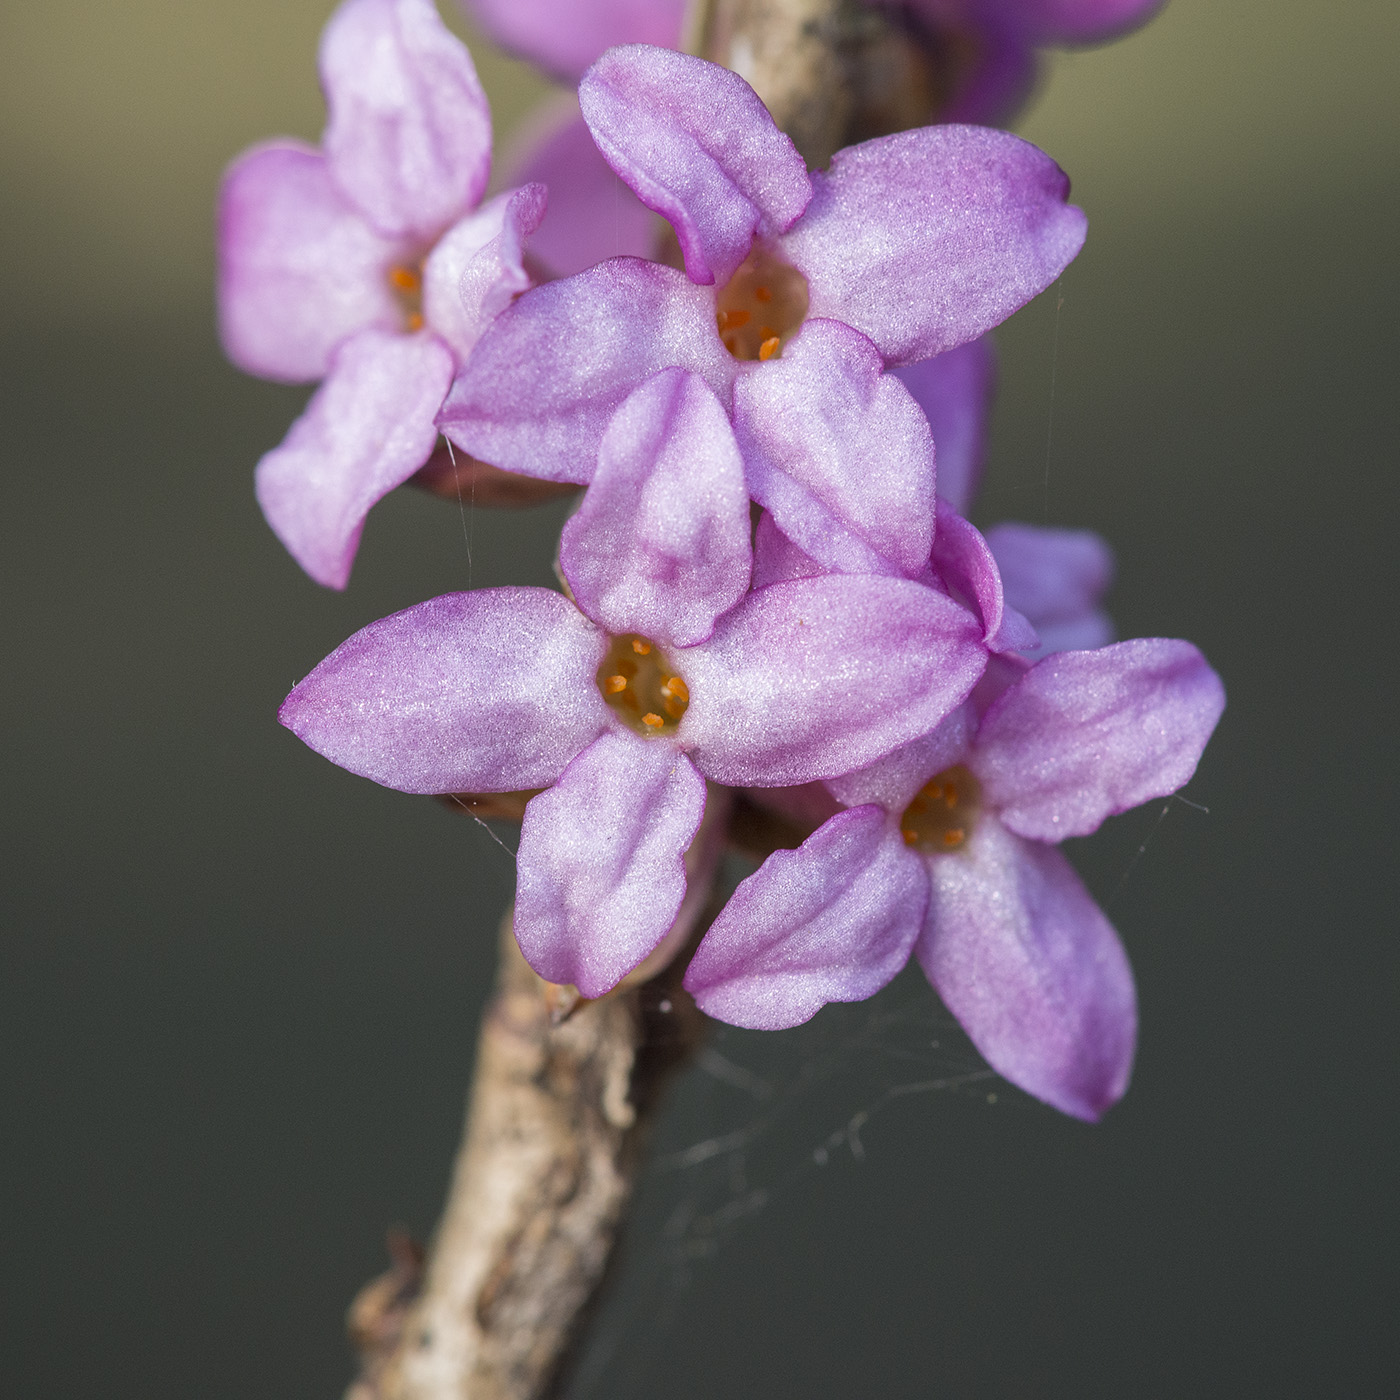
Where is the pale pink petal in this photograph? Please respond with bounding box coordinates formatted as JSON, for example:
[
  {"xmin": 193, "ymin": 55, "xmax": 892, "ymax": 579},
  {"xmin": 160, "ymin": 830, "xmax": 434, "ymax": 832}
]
[
  {"xmin": 891, "ymin": 336, "xmax": 997, "ymax": 514},
  {"xmin": 255, "ymin": 329, "xmax": 454, "ymax": 588},
  {"xmin": 735, "ymin": 319, "xmax": 936, "ymax": 576},
  {"xmin": 279, "ymin": 587, "xmax": 609, "ymax": 793},
  {"xmin": 824, "ymin": 704, "xmax": 975, "ymax": 813},
  {"xmin": 680, "ymin": 575, "xmax": 987, "ymax": 787},
  {"xmin": 217, "ymin": 141, "xmax": 403, "ymax": 382},
  {"xmin": 438, "ymin": 258, "xmax": 733, "ymax": 483},
  {"xmin": 458, "ymin": 0, "xmax": 686, "ymax": 81},
  {"xmin": 750, "ymin": 511, "xmax": 823, "ymax": 590},
  {"xmin": 579, "ymin": 45, "xmax": 812, "ymax": 285},
  {"xmin": 505, "ymin": 101, "xmax": 659, "ymax": 278},
  {"xmin": 686, "ymin": 807, "xmax": 929, "ymax": 1028},
  {"xmin": 780, "ymin": 125, "xmax": 1085, "ymax": 365},
  {"xmin": 421, "ymin": 184, "xmax": 546, "ymax": 363},
  {"xmin": 917, "ymin": 815, "xmax": 1136, "ymax": 1121},
  {"xmin": 559, "ymin": 369, "xmax": 751, "ymax": 648},
  {"xmin": 974, "ymin": 639, "xmax": 1227, "ymax": 841},
  {"xmin": 321, "ymin": 0, "xmax": 491, "ymax": 240},
  {"xmin": 931, "ymin": 502, "xmax": 1040, "ymax": 652},
  {"xmin": 985, "ymin": 520, "xmax": 1114, "ymax": 625},
  {"xmin": 515, "ymin": 733, "xmax": 706, "ymax": 998}
]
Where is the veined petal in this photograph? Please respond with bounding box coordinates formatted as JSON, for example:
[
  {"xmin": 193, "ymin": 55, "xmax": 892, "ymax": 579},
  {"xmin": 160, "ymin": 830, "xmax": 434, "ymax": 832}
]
[
  {"xmin": 279, "ymin": 587, "xmax": 609, "ymax": 793},
  {"xmin": 735, "ymin": 320, "xmax": 936, "ymax": 576},
  {"xmin": 580, "ymin": 45, "xmax": 812, "ymax": 286},
  {"xmin": 975, "ymin": 638, "xmax": 1226, "ymax": 841},
  {"xmin": 458, "ymin": 0, "xmax": 686, "ymax": 82},
  {"xmin": 217, "ymin": 141, "xmax": 403, "ymax": 382},
  {"xmin": 256, "ymin": 328, "xmax": 454, "ymax": 589},
  {"xmin": 422, "ymin": 184, "xmax": 546, "ymax": 364},
  {"xmin": 681, "ymin": 575, "xmax": 987, "ymax": 787},
  {"xmin": 438, "ymin": 258, "xmax": 733, "ymax": 483},
  {"xmin": 560, "ymin": 369, "xmax": 751, "ymax": 648},
  {"xmin": 917, "ymin": 815, "xmax": 1136, "ymax": 1121},
  {"xmin": 686, "ymin": 806, "xmax": 928, "ymax": 1028},
  {"xmin": 781, "ymin": 126, "xmax": 1086, "ymax": 365},
  {"xmin": 321, "ymin": 0, "xmax": 491, "ymax": 240},
  {"xmin": 931, "ymin": 502, "xmax": 1040, "ymax": 653},
  {"xmin": 506, "ymin": 102, "xmax": 659, "ymax": 278},
  {"xmin": 892, "ymin": 337, "xmax": 997, "ymax": 515},
  {"xmin": 515, "ymin": 733, "xmax": 706, "ymax": 998}
]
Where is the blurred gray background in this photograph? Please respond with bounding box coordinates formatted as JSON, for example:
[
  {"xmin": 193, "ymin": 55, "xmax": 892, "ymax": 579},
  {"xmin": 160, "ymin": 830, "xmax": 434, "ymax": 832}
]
[{"xmin": 2, "ymin": 0, "xmax": 1396, "ymax": 1395}]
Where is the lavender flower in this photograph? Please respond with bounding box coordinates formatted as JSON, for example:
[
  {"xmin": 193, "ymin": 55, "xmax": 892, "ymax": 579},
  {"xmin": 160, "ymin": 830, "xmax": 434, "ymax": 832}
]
[
  {"xmin": 684, "ymin": 640, "xmax": 1224, "ymax": 1120},
  {"xmin": 218, "ymin": 0, "xmax": 544, "ymax": 589},
  {"xmin": 280, "ymin": 374, "xmax": 990, "ymax": 997},
  {"xmin": 439, "ymin": 44, "xmax": 1085, "ymax": 579}
]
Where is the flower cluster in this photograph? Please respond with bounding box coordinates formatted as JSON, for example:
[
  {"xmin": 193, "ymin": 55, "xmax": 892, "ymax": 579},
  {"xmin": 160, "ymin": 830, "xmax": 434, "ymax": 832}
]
[{"xmin": 224, "ymin": 0, "xmax": 1222, "ymax": 1122}]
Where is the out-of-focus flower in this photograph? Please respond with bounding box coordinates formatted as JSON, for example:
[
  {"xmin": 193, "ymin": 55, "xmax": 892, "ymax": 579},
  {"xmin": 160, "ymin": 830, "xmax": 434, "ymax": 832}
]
[
  {"xmin": 987, "ymin": 521, "xmax": 1116, "ymax": 653},
  {"xmin": 684, "ymin": 639, "xmax": 1224, "ymax": 1120},
  {"xmin": 218, "ymin": 0, "xmax": 544, "ymax": 588},
  {"xmin": 440, "ymin": 45, "xmax": 1084, "ymax": 578},
  {"xmin": 280, "ymin": 376, "xmax": 990, "ymax": 995}
]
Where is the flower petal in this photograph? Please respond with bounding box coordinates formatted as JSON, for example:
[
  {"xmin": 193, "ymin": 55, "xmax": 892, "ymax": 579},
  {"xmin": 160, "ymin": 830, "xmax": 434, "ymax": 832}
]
[
  {"xmin": 750, "ymin": 511, "xmax": 822, "ymax": 590},
  {"xmin": 824, "ymin": 703, "xmax": 975, "ymax": 813},
  {"xmin": 931, "ymin": 501, "xmax": 1040, "ymax": 653},
  {"xmin": 421, "ymin": 183, "xmax": 545, "ymax": 364},
  {"xmin": 735, "ymin": 319, "xmax": 936, "ymax": 576},
  {"xmin": 985, "ymin": 520, "xmax": 1114, "ymax": 621},
  {"xmin": 891, "ymin": 336, "xmax": 997, "ymax": 514},
  {"xmin": 974, "ymin": 638, "xmax": 1227, "ymax": 840},
  {"xmin": 458, "ymin": 0, "xmax": 686, "ymax": 82},
  {"xmin": 686, "ymin": 806, "xmax": 928, "ymax": 1028},
  {"xmin": 780, "ymin": 126, "xmax": 1086, "ymax": 365},
  {"xmin": 560, "ymin": 369, "xmax": 751, "ymax": 648},
  {"xmin": 579, "ymin": 45, "xmax": 812, "ymax": 286},
  {"xmin": 916, "ymin": 816, "xmax": 1136, "ymax": 1121},
  {"xmin": 515, "ymin": 733, "xmax": 706, "ymax": 998},
  {"xmin": 279, "ymin": 587, "xmax": 609, "ymax": 793},
  {"xmin": 1002, "ymin": 0, "xmax": 1166, "ymax": 44},
  {"xmin": 217, "ymin": 141, "xmax": 403, "ymax": 382},
  {"xmin": 506, "ymin": 102, "xmax": 659, "ymax": 278},
  {"xmin": 320, "ymin": 0, "xmax": 491, "ymax": 240},
  {"xmin": 437, "ymin": 258, "xmax": 733, "ymax": 483},
  {"xmin": 255, "ymin": 328, "xmax": 453, "ymax": 589},
  {"xmin": 681, "ymin": 575, "xmax": 987, "ymax": 787}
]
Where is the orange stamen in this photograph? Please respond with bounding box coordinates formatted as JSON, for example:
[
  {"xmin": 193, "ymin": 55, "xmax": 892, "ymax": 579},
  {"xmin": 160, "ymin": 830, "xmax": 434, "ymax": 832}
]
[{"xmin": 758, "ymin": 336, "xmax": 781, "ymax": 361}]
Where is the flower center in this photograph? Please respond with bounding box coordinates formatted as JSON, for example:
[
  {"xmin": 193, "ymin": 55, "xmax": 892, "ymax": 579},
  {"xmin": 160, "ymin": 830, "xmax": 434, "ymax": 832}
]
[
  {"xmin": 899, "ymin": 765, "xmax": 981, "ymax": 853},
  {"xmin": 714, "ymin": 244, "xmax": 809, "ymax": 362},
  {"xmin": 388, "ymin": 261, "xmax": 425, "ymax": 333},
  {"xmin": 596, "ymin": 634, "xmax": 690, "ymax": 737}
]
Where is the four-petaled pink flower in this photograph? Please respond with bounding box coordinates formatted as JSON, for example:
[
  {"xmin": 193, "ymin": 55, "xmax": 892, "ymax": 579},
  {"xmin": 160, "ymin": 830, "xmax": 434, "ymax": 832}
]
[
  {"xmin": 218, "ymin": 0, "xmax": 546, "ymax": 589},
  {"xmin": 685, "ymin": 640, "xmax": 1224, "ymax": 1120},
  {"xmin": 438, "ymin": 44, "xmax": 1086, "ymax": 582},
  {"xmin": 280, "ymin": 371, "xmax": 991, "ymax": 998}
]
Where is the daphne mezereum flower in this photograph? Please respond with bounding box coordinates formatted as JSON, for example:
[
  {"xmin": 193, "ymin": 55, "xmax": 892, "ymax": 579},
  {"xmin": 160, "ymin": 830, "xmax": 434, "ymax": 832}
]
[
  {"xmin": 987, "ymin": 521, "xmax": 1116, "ymax": 653},
  {"xmin": 217, "ymin": 0, "xmax": 548, "ymax": 589},
  {"xmin": 683, "ymin": 640, "xmax": 1224, "ymax": 1120},
  {"xmin": 280, "ymin": 371, "xmax": 990, "ymax": 997},
  {"xmin": 438, "ymin": 44, "xmax": 1084, "ymax": 580}
]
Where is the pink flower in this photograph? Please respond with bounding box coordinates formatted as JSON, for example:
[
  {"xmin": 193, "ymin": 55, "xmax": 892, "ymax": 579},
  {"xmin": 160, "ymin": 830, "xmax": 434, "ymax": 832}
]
[
  {"xmin": 684, "ymin": 639, "xmax": 1224, "ymax": 1121},
  {"xmin": 280, "ymin": 373, "xmax": 991, "ymax": 997},
  {"xmin": 218, "ymin": 0, "xmax": 543, "ymax": 588},
  {"xmin": 439, "ymin": 45, "xmax": 1085, "ymax": 580}
]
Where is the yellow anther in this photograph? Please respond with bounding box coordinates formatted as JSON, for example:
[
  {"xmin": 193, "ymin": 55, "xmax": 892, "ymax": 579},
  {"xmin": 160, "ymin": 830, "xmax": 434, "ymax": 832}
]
[
  {"xmin": 605, "ymin": 675, "xmax": 628, "ymax": 693},
  {"xmin": 754, "ymin": 285, "xmax": 773, "ymax": 302},
  {"xmin": 899, "ymin": 766, "xmax": 981, "ymax": 855},
  {"xmin": 942, "ymin": 828, "xmax": 965, "ymax": 847},
  {"xmin": 389, "ymin": 265, "xmax": 422, "ymax": 293},
  {"xmin": 758, "ymin": 335, "xmax": 781, "ymax": 361},
  {"xmin": 902, "ymin": 829, "xmax": 918, "ymax": 845},
  {"xmin": 405, "ymin": 312, "xmax": 425, "ymax": 333},
  {"xmin": 632, "ymin": 639, "xmax": 652, "ymax": 655},
  {"xmin": 642, "ymin": 712, "xmax": 664, "ymax": 728},
  {"xmin": 663, "ymin": 676, "xmax": 689, "ymax": 701}
]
